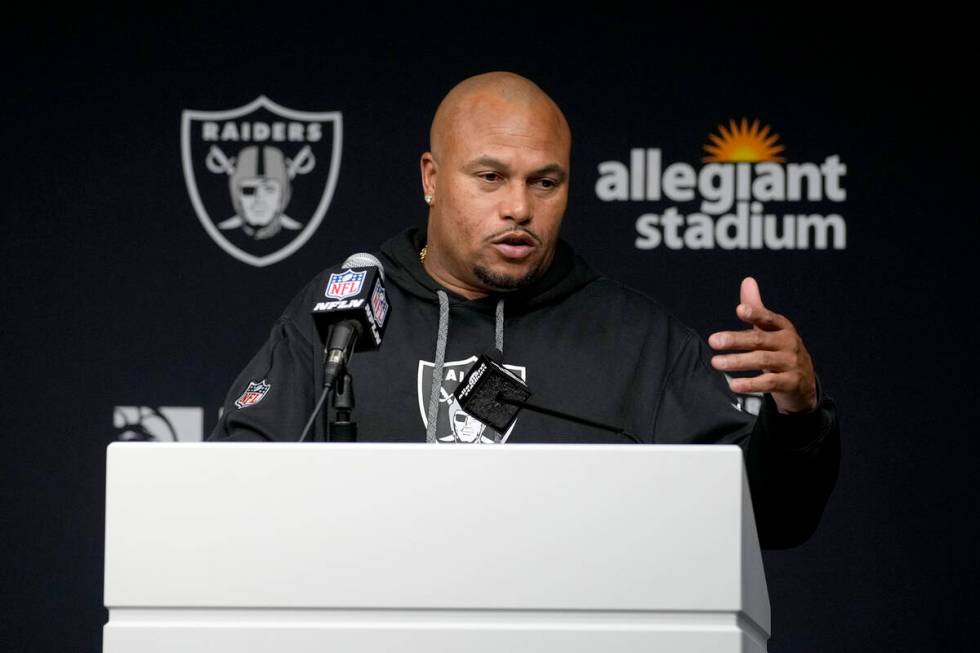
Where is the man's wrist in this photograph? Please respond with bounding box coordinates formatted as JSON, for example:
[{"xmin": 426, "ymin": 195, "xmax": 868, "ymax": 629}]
[{"xmin": 759, "ymin": 392, "xmax": 829, "ymax": 451}]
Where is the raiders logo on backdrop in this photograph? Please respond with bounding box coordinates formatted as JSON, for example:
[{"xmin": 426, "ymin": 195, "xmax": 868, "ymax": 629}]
[
  {"xmin": 113, "ymin": 406, "xmax": 204, "ymax": 442},
  {"xmin": 417, "ymin": 356, "xmax": 527, "ymax": 444},
  {"xmin": 181, "ymin": 96, "xmax": 342, "ymax": 267}
]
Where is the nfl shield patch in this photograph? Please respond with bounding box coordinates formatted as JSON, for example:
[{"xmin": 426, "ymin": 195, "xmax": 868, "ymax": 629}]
[
  {"xmin": 325, "ymin": 269, "xmax": 366, "ymax": 299},
  {"xmin": 370, "ymin": 282, "xmax": 389, "ymax": 326},
  {"xmin": 235, "ymin": 380, "xmax": 271, "ymax": 409}
]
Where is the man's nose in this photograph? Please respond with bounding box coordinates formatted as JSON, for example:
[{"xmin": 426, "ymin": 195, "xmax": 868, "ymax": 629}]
[{"xmin": 499, "ymin": 182, "xmax": 532, "ymax": 224}]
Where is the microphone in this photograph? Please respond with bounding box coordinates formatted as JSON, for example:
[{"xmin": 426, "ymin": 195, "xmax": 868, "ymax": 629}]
[
  {"xmin": 454, "ymin": 353, "xmax": 640, "ymax": 444},
  {"xmin": 312, "ymin": 252, "xmax": 390, "ymax": 388},
  {"xmin": 299, "ymin": 253, "xmax": 391, "ymax": 442},
  {"xmin": 454, "ymin": 351, "xmax": 531, "ymax": 433}
]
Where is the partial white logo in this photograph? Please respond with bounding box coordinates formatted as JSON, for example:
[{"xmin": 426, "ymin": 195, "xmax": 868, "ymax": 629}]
[
  {"xmin": 724, "ymin": 373, "xmax": 763, "ymax": 415},
  {"xmin": 113, "ymin": 406, "xmax": 204, "ymax": 442},
  {"xmin": 417, "ymin": 356, "xmax": 526, "ymax": 444},
  {"xmin": 181, "ymin": 96, "xmax": 342, "ymax": 267}
]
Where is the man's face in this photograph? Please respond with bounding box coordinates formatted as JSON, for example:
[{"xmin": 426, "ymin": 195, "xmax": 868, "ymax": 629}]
[
  {"xmin": 238, "ymin": 178, "xmax": 283, "ymax": 226},
  {"xmin": 423, "ymin": 95, "xmax": 570, "ymax": 295}
]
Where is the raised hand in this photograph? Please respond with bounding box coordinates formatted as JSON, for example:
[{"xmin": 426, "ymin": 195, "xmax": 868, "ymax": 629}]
[{"xmin": 708, "ymin": 277, "xmax": 818, "ymax": 415}]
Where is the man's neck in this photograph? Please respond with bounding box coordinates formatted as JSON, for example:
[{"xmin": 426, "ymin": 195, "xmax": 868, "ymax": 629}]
[{"xmin": 421, "ymin": 255, "xmax": 488, "ymax": 300}]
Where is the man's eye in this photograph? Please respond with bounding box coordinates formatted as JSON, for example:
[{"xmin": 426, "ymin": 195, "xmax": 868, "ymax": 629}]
[
  {"xmin": 479, "ymin": 172, "xmax": 501, "ymax": 182},
  {"xmin": 535, "ymin": 178, "xmax": 558, "ymax": 189}
]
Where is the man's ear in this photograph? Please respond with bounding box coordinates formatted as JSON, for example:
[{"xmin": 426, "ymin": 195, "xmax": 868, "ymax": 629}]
[{"xmin": 420, "ymin": 151, "xmax": 438, "ymax": 198}]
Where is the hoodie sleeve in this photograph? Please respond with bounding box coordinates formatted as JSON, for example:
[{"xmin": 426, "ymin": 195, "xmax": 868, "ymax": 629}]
[
  {"xmin": 653, "ymin": 331, "xmax": 840, "ymax": 549},
  {"xmin": 743, "ymin": 386, "xmax": 840, "ymax": 549},
  {"xmin": 208, "ymin": 315, "xmax": 318, "ymax": 442}
]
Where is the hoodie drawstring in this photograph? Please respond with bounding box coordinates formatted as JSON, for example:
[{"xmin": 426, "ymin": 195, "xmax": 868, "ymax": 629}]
[
  {"xmin": 492, "ymin": 298, "xmax": 505, "ymax": 443},
  {"xmin": 495, "ymin": 298, "xmax": 504, "ymax": 354},
  {"xmin": 425, "ymin": 290, "xmax": 451, "ymax": 443},
  {"xmin": 425, "ymin": 294, "xmax": 507, "ymax": 443}
]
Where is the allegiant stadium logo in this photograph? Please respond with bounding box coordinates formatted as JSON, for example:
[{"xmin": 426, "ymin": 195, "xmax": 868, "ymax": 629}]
[{"xmin": 596, "ymin": 118, "xmax": 847, "ymax": 250}]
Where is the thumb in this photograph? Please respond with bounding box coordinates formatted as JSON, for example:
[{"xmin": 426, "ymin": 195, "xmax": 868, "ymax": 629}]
[{"xmin": 740, "ymin": 276, "xmax": 764, "ymax": 310}]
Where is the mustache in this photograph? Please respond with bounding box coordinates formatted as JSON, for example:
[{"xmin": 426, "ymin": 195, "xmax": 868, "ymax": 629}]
[{"xmin": 485, "ymin": 227, "xmax": 542, "ymax": 245}]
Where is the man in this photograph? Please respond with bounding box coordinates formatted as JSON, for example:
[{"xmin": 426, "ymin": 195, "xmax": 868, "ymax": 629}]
[{"xmin": 210, "ymin": 71, "xmax": 839, "ymax": 549}]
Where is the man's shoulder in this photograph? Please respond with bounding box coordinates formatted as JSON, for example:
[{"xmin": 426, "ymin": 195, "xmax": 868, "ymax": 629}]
[
  {"xmin": 276, "ymin": 259, "xmax": 356, "ymax": 321},
  {"xmin": 587, "ymin": 276, "xmax": 662, "ymax": 304},
  {"xmin": 577, "ymin": 276, "xmax": 690, "ymax": 326}
]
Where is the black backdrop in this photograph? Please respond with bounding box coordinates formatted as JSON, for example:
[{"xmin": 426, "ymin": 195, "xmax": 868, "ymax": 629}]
[{"xmin": 3, "ymin": 9, "xmax": 976, "ymax": 652}]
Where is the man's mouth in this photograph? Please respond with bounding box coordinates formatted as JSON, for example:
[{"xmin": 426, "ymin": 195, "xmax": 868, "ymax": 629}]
[{"xmin": 490, "ymin": 231, "xmax": 537, "ymax": 260}]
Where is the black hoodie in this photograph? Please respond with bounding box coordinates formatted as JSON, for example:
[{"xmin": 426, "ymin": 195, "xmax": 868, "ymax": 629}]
[{"xmin": 210, "ymin": 226, "xmax": 840, "ymax": 549}]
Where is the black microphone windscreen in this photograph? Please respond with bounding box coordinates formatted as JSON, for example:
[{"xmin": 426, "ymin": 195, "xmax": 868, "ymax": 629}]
[{"xmin": 454, "ymin": 354, "xmax": 531, "ymax": 432}]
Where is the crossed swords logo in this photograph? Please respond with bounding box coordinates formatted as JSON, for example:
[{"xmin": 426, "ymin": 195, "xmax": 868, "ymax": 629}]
[{"xmin": 205, "ymin": 143, "xmax": 316, "ymax": 178}]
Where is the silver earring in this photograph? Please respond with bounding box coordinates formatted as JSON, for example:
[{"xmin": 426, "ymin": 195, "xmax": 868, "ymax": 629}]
[{"xmin": 424, "ymin": 194, "xmax": 433, "ymax": 205}]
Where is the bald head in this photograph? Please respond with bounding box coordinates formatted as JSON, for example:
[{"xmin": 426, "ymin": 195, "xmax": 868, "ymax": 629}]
[
  {"xmin": 429, "ymin": 72, "xmax": 571, "ymax": 162},
  {"xmin": 419, "ymin": 71, "xmax": 572, "ymax": 300}
]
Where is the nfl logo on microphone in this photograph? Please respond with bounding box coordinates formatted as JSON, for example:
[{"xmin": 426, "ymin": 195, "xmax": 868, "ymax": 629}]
[{"xmin": 325, "ymin": 269, "xmax": 366, "ymax": 299}]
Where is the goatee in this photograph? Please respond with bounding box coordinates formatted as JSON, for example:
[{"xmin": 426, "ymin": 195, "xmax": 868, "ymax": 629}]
[{"xmin": 473, "ymin": 264, "xmax": 540, "ymax": 292}]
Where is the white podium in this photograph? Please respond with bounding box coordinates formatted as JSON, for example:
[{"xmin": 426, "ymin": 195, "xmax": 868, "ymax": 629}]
[{"xmin": 103, "ymin": 442, "xmax": 770, "ymax": 652}]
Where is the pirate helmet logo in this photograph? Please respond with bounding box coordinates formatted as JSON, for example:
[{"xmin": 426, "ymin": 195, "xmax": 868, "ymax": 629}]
[
  {"xmin": 182, "ymin": 96, "xmax": 342, "ymax": 267},
  {"xmin": 211, "ymin": 145, "xmax": 310, "ymax": 239},
  {"xmin": 444, "ymin": 395, "xmax": 493, "ymax": 444}
]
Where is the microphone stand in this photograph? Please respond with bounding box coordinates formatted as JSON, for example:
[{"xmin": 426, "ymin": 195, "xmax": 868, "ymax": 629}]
[
  {"xmin": 328, "ymin": 371, "xmax": 357, "ymax": 441},
  {"xmin": 298, "ymin": 324, "xmax": 358, "ymax": 442}
]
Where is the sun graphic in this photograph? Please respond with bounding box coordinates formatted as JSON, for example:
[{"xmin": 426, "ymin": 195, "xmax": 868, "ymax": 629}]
[{"xmin": 703, "ymin": 118, "xmax": 785, "ymax": 163}]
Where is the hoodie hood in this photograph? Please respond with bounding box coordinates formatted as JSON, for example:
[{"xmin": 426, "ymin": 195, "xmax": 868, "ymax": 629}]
[{"xmin": 378, "ymin": 226, "xmax": 600, "ymax": 314}]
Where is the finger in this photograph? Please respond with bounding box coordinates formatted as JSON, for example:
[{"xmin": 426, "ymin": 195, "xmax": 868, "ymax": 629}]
[
  {"xmin": 711, "ymin": 350, "xmax": 795, "ymax": 373},
  {"xmin": 736, "ymin": 277, "xmax": 783, "ymax": 331},
  {"xmin": 708, "ymin": 328, "xmax": 786, "ymax": 352},
  {"xmin": 726, "ymin": 371, "xmax": 799, "ymax": 394},
  {"xmin": 740, "ymin": 276, "xmax": 764, "ymax": 311},
  {"xmin": 736, "ymin": 302, "xmax": 792, "ymax": 332}
]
